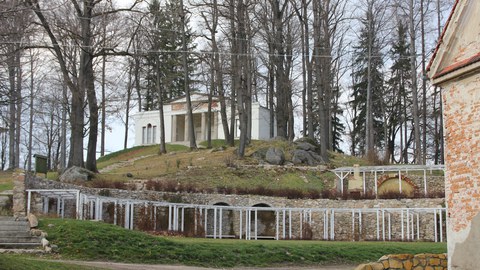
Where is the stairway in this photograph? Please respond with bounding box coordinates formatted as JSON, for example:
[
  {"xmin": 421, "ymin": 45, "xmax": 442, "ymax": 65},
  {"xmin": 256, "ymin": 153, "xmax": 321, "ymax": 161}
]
[{"xmin": 0, "ymin": 216, "xmax": 42, "ymax": 249}]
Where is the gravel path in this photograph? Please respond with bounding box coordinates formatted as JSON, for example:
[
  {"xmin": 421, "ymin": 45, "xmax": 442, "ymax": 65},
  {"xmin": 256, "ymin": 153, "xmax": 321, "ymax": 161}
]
[
  {"xmin": 99, "ymin": 155, "xmax": 155, "ymax": 173},
  {"xmin": 58, "ymin": 260, "xmax": 356, "ymax": 270}
]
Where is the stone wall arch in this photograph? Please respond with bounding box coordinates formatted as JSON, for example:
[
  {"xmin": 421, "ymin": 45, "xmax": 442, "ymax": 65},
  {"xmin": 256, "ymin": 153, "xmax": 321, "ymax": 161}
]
[
  {"xmin": 251, "ymin": 203, "xmax": 275, "ymax": 239},
  {"xmin": 206, "ymin": 202, "xmax": 234, "ymax": 238},
  {"xmin": 377, "ymin": 175, "xmax": 417, "ymax": 197}
]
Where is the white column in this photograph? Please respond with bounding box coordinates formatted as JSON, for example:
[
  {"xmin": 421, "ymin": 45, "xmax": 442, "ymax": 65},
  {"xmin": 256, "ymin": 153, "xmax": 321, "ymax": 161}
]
[
  {"xmin": 184, "ymin": 114, "xmax": 189, "ymax": 142},
  {"xmin": 398, "ymin": 171, "xmax": 402, "ymax": 194},
  {"xmin": 219, "ymin": 208, "xmax": 223, "ymax": 239},
  {"xmin": 27, "ymin": 191, "xmax": 31, "ymax": 215},
  {"xmin": 423, "ymin": 170, "xmax": 428, "ymax": 196},
  {"xmin": 213, "ymin": 208, "xmax": 217, "ymax": 239},
  {"xmin": 239, "ymin": 209, "xmax": 243, "ymax": 239},
  {"xmin": 275, "ymin": 211, "xmax": 279, "ymax": 240},
  {"xmin": 172, "ymin": 115, "xmax": 177, "ymax": 142},
  {"xmin": 75, "ymin": 190, "xmax": 80, "ymax": 219},
  {"xmin": 201, "ymin": 112, "xmax": 206, "ymax": 141},
  {"xmin": 254, "ymin": 209, "xmax": 258, "ymax": 240}
]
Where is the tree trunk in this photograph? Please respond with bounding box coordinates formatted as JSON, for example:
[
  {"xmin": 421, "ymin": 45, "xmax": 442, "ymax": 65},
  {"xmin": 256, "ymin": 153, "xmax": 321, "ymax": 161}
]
[
  {"xmin": 180, "ymin": 0, "xmax": 197, "ymax": 150},
  {"xmin": 14, "ymin": 51, "xmax": 22, "ymax": 169},
  {"xmin": 156, "ymin": 58, "xmax": 167, "ymax": 154},
  {"xmin": 27, "ymin": 52, "xmax": 35, "ymax": 172},
  {"xmin": 409, "ymin": 0, "xmax": 421, "ymax": 164}
]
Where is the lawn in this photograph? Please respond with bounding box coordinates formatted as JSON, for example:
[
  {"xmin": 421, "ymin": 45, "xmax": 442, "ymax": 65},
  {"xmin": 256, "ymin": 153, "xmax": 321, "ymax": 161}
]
[
  {"xmin": 38, "ymin": 218, "xmax": 447, "ymax": 268},
  {"xmin": 0, "ymin": 254, "xmax": 104, "ymax": 270}
]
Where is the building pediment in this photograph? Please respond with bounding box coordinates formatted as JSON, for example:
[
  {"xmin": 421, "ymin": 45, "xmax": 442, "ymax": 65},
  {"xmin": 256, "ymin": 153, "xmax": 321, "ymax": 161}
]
[
  {"xmin": 428, "ymin": 0, "xmax": 480, "ymax": 85},
  {"xmin": 169, "ymin": 93, "xmax": 219, "ymax": 104}
]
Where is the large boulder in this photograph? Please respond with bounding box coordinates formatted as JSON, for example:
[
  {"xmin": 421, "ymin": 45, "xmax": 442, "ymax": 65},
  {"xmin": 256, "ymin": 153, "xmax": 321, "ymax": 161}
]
[
  {"xmin": 265, "ymin": 147, "xmax": 285, "ymax": 165},
  {"xmin": 295, "ymin": 141, "xmax": 317, "ymax": 152},
  {"xmin": 291, "ymin": 149, "xmax": 325, "ymax": 166},
  {"xmin": 292, "ymin": 150, "xmax": 315, "ymax": 165},
  {"xmin": 59, "ymin": 166, "xmax": 95, "ymax": 183}
]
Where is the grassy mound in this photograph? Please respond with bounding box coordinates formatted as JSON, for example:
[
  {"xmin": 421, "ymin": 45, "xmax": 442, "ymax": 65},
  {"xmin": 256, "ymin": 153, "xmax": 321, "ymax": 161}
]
[
  {"xmin": 39, "ymin": 218, "xmax": 446, "ymax": 268},
  {"xmin": 93, "ymin": 140, "xmax": 370, "ymax": 197}
]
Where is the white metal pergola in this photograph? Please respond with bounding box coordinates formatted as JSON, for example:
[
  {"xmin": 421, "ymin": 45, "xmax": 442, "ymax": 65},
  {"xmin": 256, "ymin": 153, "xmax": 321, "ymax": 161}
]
[
  {"xmin": 26, "ymin": 189, "xmax": 446, "ymax": 242},
  {"xmin": 332, "ymin": 164, "xmax": 445, "ymax": 196},
  {"xmin": 26, "ymin": 189, "xmax": 80, "ymax": 219}
]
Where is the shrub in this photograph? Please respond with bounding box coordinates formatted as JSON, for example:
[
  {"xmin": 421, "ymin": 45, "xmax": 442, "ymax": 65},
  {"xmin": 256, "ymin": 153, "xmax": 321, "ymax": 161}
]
[
  {"xmin": 378, "ymin": 191, "xmax": 409, "ymax": 200},
  {"xmin": 305, "ymin": 190, "xmax": 321, "ymax": 200}
]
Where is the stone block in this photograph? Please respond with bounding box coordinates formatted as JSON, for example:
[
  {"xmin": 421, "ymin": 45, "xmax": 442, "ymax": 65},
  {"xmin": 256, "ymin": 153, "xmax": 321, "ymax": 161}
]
[
  {"xmin": 429, "ymin": 258, "xmax": 441, "ymax": 266},
  {"xmin": 403, "ymin": 259, "xmax": 413, "ymax": 270},
  {"xmin": 27, "ymin": 213, "xmax": 38, "ymax": 228},
  {"xmin": 389, "ymin": 258, "xmax": 403, "ymax": 269},
  {"xmin": 370, "ymin": 262, "xmax": 384, "ymax": 270},
  {"xmin": 393, "ymin": 254, "xmax": 414, "ymax": 260}
]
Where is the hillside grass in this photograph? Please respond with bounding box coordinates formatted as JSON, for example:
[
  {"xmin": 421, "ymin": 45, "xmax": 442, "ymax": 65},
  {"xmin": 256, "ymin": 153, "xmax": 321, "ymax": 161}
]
[
  {"xmin": 95, "ymin": 140, "xmax": 344, "ymax": 194},
  {"xmin": 38, "ymin": 218, "xmax": 447, "ymax": 268}
]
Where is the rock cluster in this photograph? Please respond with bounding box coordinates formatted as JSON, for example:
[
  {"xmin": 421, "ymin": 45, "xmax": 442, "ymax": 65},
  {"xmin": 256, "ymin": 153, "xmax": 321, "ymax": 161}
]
[
  {"xmin": 254, "ymin": 139, "xmax": 325, "ymax": 166},
  {"xmin": 355, "ymin": 253, "xmax": 448, "ymax": 270},
  {"xmin": 59, "ymin": 166, "xmax": 95, "ymax": 183}
]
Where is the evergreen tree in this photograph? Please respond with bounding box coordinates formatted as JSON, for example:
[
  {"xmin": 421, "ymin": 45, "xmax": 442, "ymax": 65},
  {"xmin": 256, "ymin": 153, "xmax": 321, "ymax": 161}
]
[
  {"xmin": 386, "ymin": 22, "xmax": 412, "ymax": 163},
  {"xmin": 350, "ymin": 17, "xmax": 385, "ymax": 156},
  {"xmin": 143, "ymin": 0, "xmax": 196, "ymax": 111}
]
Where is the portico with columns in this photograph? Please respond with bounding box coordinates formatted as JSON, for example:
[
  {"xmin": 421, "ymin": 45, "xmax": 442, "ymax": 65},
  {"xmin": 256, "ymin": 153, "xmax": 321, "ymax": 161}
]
[{"xmin": 134, "ymin": 93, "xmax": 273, "ymax": 146}]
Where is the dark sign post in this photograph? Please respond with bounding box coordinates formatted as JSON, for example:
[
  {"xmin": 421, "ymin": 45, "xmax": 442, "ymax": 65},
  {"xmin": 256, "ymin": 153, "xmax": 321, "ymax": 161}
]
[{"xmin": 33, "ymin": 154, "xmax": 48, "ymax": 175}]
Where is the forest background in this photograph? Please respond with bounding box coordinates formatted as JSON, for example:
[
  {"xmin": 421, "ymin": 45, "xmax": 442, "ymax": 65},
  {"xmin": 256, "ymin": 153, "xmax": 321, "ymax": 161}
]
[{"xmin": 0, "ymin": 0, "xmax": 454, "ymax": 173}]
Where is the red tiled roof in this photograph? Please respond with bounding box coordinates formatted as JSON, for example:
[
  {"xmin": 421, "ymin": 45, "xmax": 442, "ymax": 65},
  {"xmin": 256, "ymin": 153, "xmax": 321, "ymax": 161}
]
[{"xmin": 432, "ymin": 52, "xmax": 480, "ymax": 79}]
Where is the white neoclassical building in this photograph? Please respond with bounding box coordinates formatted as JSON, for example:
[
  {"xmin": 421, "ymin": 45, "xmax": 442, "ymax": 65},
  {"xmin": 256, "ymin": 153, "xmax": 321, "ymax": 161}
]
[{"xmin": 133, "ymin": 93, "xmax": 274, "ymax": 146}]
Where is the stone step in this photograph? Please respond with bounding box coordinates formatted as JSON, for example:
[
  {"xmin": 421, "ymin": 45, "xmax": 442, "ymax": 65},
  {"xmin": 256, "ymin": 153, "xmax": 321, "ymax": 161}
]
[
  {"xmin": 0, "ymin": 231, "xmax": 32, "ymax": 238},
  {"xmin": 0, "ymin": 220, "xmax": 30, "ymax": 226},
  {"xmin": 0, "ymin": 242, "xmax": 42, "ymax": 249},
  {"xmin": 0, "ymin": 236, "xmax": 41, "ymax": 243},
  {"xmin": 0, "ymin": 216, "xmax": 24, "ymax": 221},
  {"xmin": 0, "ymin": 224, "xmax": 30, "ymax": 231}
]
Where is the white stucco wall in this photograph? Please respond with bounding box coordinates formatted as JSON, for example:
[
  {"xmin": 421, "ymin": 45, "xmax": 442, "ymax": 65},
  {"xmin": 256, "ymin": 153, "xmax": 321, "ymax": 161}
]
[{"xmin": 133, "ymin": 99, "xmax": 274, "ymax": 146}]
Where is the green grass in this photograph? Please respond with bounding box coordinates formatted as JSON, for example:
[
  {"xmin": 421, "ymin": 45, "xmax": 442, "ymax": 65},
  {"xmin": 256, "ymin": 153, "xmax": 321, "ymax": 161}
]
[
  {"xmin": 0, "ymin": 182, "xmax": 13, "ymax": 192},
  {"xmin": 0, "ymin": 171, "xmax": 13, "ymax": 192},
  {"xmin": 95, "ymin": 140, "xmax": 341, "ymax": 194},
  {"xmin": 39, "ymin": 218, "xmax": 447, "ymax": 268},
  {"xmin": 97, "ymin": 144, "xmax": 189, "ymax": 170},
  {"xmin": 199, "ymin": 139, "xmax": 239, "ymax": 148},
  {"xmin": 0, "ymin": 254, "xmax": 104, "ymax": 270}
]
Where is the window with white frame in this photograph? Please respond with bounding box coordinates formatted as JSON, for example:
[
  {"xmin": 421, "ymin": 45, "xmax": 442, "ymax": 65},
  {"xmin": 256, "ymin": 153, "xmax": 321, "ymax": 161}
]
[{"xmin": 142, "ymin": 124, "xmax": 156, "ymax": 144}]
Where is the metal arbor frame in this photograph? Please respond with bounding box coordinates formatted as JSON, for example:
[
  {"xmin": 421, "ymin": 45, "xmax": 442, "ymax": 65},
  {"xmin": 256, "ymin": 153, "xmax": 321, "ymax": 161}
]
[
  {"xmin": 26, "ymin": 189, "xmax": 446, "ymax": 242},
  {"xmin": 332, "ymin": 165, "xmax": 445, "ymax": 196}
]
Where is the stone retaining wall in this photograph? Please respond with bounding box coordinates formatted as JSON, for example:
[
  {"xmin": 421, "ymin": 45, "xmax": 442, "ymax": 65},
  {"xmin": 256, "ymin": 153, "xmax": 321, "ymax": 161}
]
[
  {"xmin": 338, "ymin": 174, "xmax": 445, "ymax": 197},
  {"xmin": 355, "ymin": 253, "xmax": 448, "ymax": 270},
  {"xmin": 26, "ymin": 176, "xmax": 445, "ymax": 241}
]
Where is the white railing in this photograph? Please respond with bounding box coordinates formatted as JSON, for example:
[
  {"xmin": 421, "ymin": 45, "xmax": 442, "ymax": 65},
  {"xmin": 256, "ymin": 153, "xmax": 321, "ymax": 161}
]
[{"xmin": 26, "ymin": 189, "xmax": 446, "ymax": 242}]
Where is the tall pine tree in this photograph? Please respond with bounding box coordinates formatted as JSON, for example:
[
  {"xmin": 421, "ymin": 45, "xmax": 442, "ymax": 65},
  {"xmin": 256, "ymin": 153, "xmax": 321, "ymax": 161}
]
[
  {"xmin": 143, "ymin": 0, "xmax": 196, "ymax": 111},
  {"xmin": 350, "ymin": 13, "xmax": 385, "ymax": 157},
  {"xmin": 386, "ymin": 22, "xmax": 412, "ymax": 163}
]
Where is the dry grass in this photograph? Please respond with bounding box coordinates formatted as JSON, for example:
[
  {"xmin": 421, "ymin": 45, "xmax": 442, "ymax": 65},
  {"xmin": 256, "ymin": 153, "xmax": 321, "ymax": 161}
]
[{"xmin": 95, "ymin": 141, "xmax": 348, "ymax": 195}]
